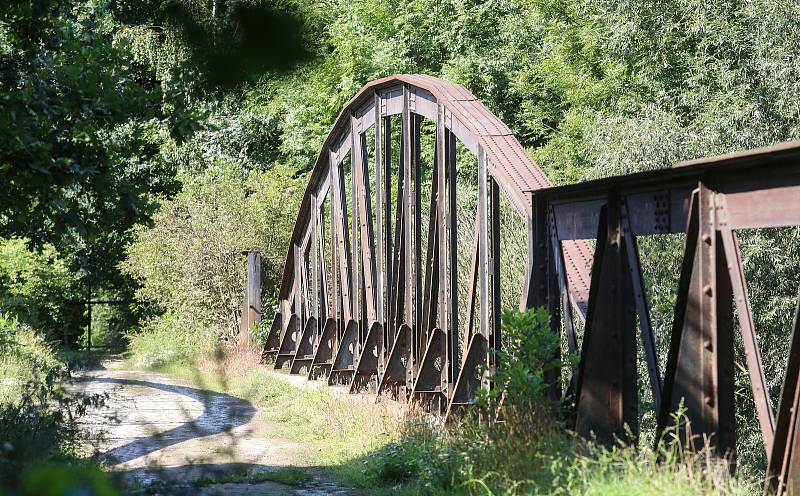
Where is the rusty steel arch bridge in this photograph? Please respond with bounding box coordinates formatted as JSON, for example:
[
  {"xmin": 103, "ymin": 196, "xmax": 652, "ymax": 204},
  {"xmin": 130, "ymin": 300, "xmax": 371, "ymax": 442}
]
[{"xmin": 239, "ymin": 75, "xmax": 800, "ymax": 493}]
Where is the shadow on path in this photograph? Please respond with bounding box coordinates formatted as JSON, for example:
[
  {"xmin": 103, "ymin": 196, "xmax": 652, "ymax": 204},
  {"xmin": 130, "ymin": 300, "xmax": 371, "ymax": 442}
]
[{"xmin": 74, "ymin": 376, "xmax": 256, "ymax": 464}]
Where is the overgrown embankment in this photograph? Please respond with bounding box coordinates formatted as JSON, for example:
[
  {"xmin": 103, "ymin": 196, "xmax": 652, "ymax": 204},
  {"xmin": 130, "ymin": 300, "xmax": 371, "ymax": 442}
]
[
  {"xmin": 0, "ymin": 314, "xmax": 115, "ymax": 495},
  {"xmin": 126, "ymin": 309, "xmax": 758, "ymax": 495}
]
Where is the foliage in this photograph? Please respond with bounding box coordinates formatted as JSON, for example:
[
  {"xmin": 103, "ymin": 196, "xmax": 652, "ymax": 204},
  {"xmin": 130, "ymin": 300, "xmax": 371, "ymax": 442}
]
[
  {"xmin": 478, "ymin": 308, "xmax": 570, "ymax": 410},
  {"xmin": 251, "ymin": 316, "xmax": 274, "ymax": 346},
  {"xmin": 0, "ymin": 313, "xmax": 65, "ymax": 405},
  {"xmin": 0, "ymin": 314, "xmax": 109, "ymax": 492},
  {"xmin": 125, "ymin": 309, "xmax": 215, "ymax": 369},
  {"xmin": 0, "ymin": 238, "xmax": 76, "ymax": 341},
  {"xmin": 0, "ymin": 0, "xmax": 182, "ymax": 272},
  {"xmin": 119, "ymin": 0, "xmax": 312, "ymax": 88},
  {"xmin": 18, "ymin": 463, "xmax": 117, "ymax": 496},
  {"xmin": 3, "ymin": 0, "xmax": 800, "ymax": 487},
  {"xmin": 344, "ymin": 392, "xmax": 753, "ymax": 495},
  {"xmin": 122, "ymin": 162, "xmax": 303, "ymax": 348}
]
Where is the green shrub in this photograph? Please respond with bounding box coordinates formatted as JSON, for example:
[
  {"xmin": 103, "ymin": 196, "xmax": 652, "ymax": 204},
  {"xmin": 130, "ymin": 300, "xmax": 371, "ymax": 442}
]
[
  {"xmin": 0, "ymin": 313, "xmax": 110, "ymax": 492},
  {"xmin": 0, "ymin": 313, "xmax": 65, "ymax": 405},
  {"xmin": 478, "ymin": 307, "xmax": 572, "ymax": 411},
  {"xmin": 19, "ymin": 463, "xmax": 118, "ymax": 496},
  {"xmin": 122, "ymin": 162, "xmax": 302, "ymax": 358},
  {"xmin": 0, "ymin": 238, "xmax": 76, "ymax": 343}
]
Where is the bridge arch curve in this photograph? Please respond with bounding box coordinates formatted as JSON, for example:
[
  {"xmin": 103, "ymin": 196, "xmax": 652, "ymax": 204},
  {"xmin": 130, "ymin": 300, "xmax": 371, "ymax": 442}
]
[{"xmin": 264, "ymin": 74, "xmax": 591, "ymax": 411}]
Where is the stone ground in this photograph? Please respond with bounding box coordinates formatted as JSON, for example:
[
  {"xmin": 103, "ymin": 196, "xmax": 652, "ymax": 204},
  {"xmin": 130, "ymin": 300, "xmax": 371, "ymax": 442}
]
[{"xmin": 73, "ymin": 360, "xmax": 349, "ymax": 495}]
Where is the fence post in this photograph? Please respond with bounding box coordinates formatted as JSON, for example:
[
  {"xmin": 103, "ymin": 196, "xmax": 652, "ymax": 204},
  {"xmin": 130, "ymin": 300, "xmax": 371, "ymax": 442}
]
[{"xmin": 240, "ymin": 250, "xmax": 262, "ymax": 346}]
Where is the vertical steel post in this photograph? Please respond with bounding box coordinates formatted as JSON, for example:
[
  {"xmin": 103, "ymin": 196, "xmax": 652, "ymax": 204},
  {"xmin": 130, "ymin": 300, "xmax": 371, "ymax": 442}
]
[
  {"xmin": 574, "ymin": 196, "xmax": 638, "ymax": 445},
  {"xmin": 446, "ymin": 128, "xmax": 459, "ymax": 387},
  {"xmin": 477, "ymin": 146, "xmax": 490, "ymax": 377},
  {"xmin": 657, "ymin": 183, "xmax": 736, "ymax": 457},
  {"xmin": 489, "ymin": 178, "xmax": 502, "ymax": 366}
]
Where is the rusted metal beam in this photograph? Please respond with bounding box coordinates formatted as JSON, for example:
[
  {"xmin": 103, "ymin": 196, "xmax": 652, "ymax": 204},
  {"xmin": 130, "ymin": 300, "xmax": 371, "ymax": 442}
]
[
  {"xmin": 620, "ymin": 201, "xmax": 662, "ymax": 411},
  {"xmin": 766, "ymin": 292, "xmax": 800, "ymax": 494},
  {"xmin": 656, "ymin": 185, "xmax": 736, "ymax": 457},
  {"xmin": 574, "ymin": 199, "xmax": 638, "ymax": 445}
]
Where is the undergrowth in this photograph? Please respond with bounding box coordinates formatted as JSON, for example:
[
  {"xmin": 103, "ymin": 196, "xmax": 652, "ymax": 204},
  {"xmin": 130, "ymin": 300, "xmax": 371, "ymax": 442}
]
[
  {"xmin": 354, "ymin": 408, "xmax": 756, "ymax": 495},
  {"xmin": 127, "ymin": 309, "xmax": 760, "ymax": 495},
  {"xmin": 134, "ymin": 344, "xmax": 403, "ymax": 487},
  {"xmin": 0, "ymin": 313, "xmax": 115, "ymax": 494},
  {"xmin": 126, "ymin": 309, "xmax": 216, "ymax": 369}
]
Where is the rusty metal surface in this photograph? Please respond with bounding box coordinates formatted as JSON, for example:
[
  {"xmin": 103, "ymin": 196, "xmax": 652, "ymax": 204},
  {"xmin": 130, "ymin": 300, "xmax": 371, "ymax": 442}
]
[
  {"xmin": 276, "ymin": 74, "xmax": 592, "ymax": 311},
  {"xmin": 265, "ymin": 75, "xmax": 591, "ymax": 412},
  {"xmin": 256, "ymin": 74, "xmax": 800, "ymax": 494}
]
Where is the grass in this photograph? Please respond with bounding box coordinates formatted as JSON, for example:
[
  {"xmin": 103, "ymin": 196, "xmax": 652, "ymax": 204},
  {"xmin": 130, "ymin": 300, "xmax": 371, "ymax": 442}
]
[
  {"xmin": 127, "ymin": 339, "xmax": 759, "ymax": 495},
  {"xmin": 0, "ymin": 314, "xmax": 65, "ymax": 405},
  {"xmin": 258, "ymin": 466, "xmax": 314, "ymax": 486},
  {"xmin": 348, "ymin": 407, "xmax": 759, "ymax": 495},
  {"xmin": 134, "ymin": 345, "xmax": 405, "ymax": 491},
  {"xmin": 0, "ymin": 314, "xmax": 119, "ymax": 495}
]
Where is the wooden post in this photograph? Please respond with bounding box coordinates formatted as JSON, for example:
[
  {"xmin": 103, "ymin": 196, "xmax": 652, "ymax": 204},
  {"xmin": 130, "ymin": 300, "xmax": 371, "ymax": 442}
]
[
  {"xmin": 240, "ymin": 250, "xmax": 262, "ymax": 347},
  {"xmin": 87, "ymin": 301, "xmax": 92, "ymax": 351}
]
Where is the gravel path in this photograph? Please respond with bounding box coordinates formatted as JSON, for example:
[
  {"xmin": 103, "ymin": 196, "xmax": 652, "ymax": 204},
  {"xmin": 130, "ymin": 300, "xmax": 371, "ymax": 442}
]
[{"xmin": 73, "ymin": 362, "xmax": 348, "ymax": 495}]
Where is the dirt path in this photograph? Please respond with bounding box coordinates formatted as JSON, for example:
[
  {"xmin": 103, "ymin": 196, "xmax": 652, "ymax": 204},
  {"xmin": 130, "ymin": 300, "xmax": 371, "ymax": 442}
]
[{"xmin": 73, "ymin": 361, "xmax": 347, "ymax": 495}]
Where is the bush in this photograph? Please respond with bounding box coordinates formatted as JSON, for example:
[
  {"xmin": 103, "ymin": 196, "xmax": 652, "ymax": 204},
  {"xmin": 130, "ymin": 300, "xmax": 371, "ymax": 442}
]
[
  {"xmin": 478, "ymin": 307, "xmax": 570, "ymax": 411},
  {"xmin": 0, "ymin": 313, "xmax": 110, "ymax": 492},
  {"xmin": 0, "ymin": 313, "xmax": 65, "ymax": 405},
  {"xmin": 18, "ymin": 463, "xmax": 118, "ymax": 496},
  {"xmin": 122, "ymin": 162, "xmax": 303, "ymax": 358},
  {"xmin": 0, "ymin": 238, "xmax": 76, "ymax": 343}
]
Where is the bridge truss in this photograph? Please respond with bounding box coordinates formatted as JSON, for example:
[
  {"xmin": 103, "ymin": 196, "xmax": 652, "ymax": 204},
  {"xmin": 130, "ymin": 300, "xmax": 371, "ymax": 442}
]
[{"xmin": 253, "ymin": 75, "xmax": 800, "ymax": 492}]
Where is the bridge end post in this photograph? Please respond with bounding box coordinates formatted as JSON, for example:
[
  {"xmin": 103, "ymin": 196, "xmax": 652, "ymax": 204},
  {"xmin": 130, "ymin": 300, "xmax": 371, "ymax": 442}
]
[{"xmin": 239, "ymin": 250, "xmax": 262, "ymax": 349}]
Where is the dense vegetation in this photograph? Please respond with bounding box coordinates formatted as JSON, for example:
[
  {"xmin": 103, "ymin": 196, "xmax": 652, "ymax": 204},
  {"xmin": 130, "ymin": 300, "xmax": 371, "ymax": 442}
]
[
  {"xmin": 2, "ymin": 0, "xmax": 800, "ymax": 493},
  {"xmin": 4, "ymin": 0, "xmax": 800, "ymax": 341}
]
